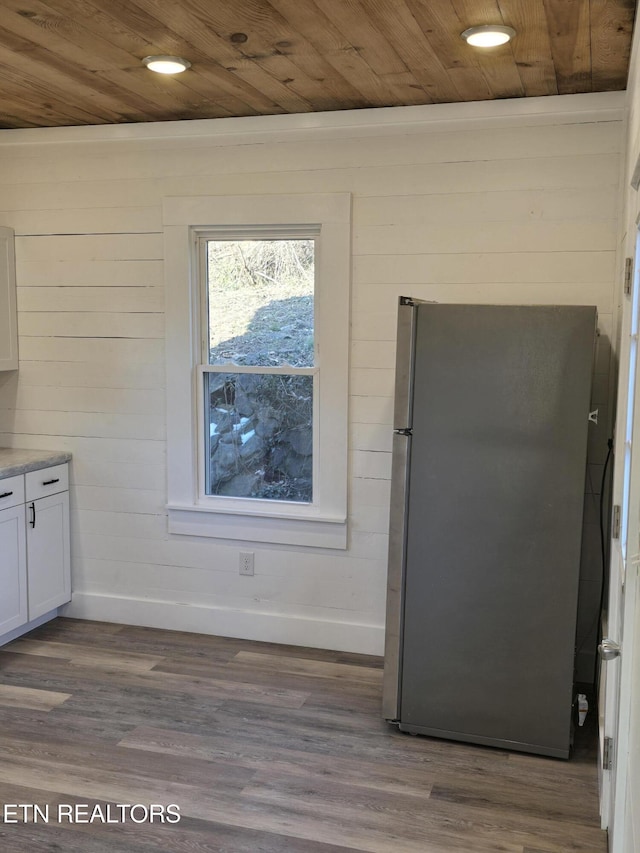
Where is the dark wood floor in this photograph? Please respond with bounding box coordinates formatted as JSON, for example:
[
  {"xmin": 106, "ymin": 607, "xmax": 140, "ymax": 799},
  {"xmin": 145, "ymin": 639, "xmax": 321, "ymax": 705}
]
[{"xmin": 0, "ymin": 617, "xmax": 607, "ymax": 852}]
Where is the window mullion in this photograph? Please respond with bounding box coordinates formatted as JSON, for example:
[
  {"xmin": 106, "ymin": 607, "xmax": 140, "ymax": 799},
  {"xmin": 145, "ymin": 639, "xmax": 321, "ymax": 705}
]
[{"xmin": 201, "ymin": 363, "xmax": 317, "ymax": 376}]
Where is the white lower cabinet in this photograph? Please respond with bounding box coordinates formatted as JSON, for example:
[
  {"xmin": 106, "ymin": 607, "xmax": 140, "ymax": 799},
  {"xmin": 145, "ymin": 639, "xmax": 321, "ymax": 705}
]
[
  {"xmin": 27, "ymin": 490, "xmax": 71, "ymax": 620},
  {"xmin": 0, "ymin": 461, "xmax": 71, "ymax": 644},
  {"xmin": 0, "ymin": 503, "xmax": 27, "ymax": 634}
]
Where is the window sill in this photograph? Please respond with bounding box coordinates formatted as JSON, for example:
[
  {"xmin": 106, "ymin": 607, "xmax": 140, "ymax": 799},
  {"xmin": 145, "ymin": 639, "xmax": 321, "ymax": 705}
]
[{"xmin": 167, "ymin": 504, "xmax": 347, "ymax": 549}]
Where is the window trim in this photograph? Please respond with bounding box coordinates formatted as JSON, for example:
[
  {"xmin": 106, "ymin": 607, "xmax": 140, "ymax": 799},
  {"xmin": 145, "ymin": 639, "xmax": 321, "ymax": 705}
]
[{"xmin": 163, "ymin": 193, "xmax": 351, "ymax": 548}]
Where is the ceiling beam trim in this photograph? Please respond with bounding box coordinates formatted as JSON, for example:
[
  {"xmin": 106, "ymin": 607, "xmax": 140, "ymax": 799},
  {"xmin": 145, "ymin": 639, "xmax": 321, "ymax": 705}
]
[{"xmin": 0, "ymin": 90, "xmax": 625, "ymax": 148}]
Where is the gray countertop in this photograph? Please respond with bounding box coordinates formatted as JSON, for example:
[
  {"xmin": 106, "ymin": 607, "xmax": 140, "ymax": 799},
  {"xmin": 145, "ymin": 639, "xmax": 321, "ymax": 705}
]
[{"xmin": 0, "ymin": 448, "xmax": 71, "ymax": 479}]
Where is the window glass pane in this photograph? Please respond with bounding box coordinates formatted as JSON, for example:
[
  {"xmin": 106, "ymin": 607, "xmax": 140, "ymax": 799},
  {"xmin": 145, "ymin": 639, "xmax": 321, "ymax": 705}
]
[
  {"xmin": 207, "ymin": 239, "xmax": 314, "ymax": 367},
  {"xmin": 205, "ymin": 372, "xmax": 313, "ymax": 503}
]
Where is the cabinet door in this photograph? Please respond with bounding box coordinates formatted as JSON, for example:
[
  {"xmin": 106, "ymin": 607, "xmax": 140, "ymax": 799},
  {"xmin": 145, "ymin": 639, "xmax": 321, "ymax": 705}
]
[
  {"xmin": 0, "ymin": 226, "xmax": 18, "ymax": 371},
  {"xmin": 27, "ymin": 491, "xmax": 71, "ymax": 620},
  {"xmin": 0, "ymin": 504, "xmax": 27, "ymax": 633}
]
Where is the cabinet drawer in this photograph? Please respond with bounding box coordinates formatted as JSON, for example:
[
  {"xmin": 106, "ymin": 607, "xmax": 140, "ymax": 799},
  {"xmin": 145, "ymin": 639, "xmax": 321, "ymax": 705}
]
[
  {"xmin": 25, "ymin": 464, "xmax": 68, "ymax": 500},
  {"xmin": 0, "ymin": 474, "xmax": 25, "ymax": 509}
]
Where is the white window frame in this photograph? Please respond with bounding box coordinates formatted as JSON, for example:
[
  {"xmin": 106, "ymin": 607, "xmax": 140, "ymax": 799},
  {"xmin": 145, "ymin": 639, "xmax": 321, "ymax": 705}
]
[
  {"xmin": 163, "ymin": 193, "xmax": 351, "ymax": 548},
  {"xmin": 196, "ymin": 225, "xmax": 319, "ymax": 507}
]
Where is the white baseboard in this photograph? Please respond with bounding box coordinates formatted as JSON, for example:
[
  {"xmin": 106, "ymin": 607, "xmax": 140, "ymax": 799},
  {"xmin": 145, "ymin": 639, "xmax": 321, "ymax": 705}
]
[{"xmin": 62, "ymin": 592, "xmax": 385, "ymax": 656}]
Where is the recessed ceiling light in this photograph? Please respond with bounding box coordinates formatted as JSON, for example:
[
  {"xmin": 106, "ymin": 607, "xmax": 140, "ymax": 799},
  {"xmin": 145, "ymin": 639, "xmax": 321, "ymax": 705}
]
[
  {"xmin": 461, "ymin": 25, "xmax": 516, "ymax": 48},
  {"xmin": 142, "ymin": 55, "xmax": 191, "ymax": 74}
]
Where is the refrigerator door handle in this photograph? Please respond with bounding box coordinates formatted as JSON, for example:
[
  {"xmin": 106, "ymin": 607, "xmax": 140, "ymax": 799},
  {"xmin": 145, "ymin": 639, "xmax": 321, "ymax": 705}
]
[
  {"xmin": 382, "ymin": 430, "xmax": 412, "ymax": 722},
  {"xmin": 393, "ymin": 299, "xmax": 417, "ymax": 432}
]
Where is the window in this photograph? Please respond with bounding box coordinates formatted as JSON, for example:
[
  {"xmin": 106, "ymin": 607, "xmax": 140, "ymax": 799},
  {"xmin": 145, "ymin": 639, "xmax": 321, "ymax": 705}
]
[
  {"xmin": 163, "ymin": 194, "xmax": 350, "ymax": 548},
  {"xmin": 202, "ymin": 235, "xmax": 315, "ymax": 503}
]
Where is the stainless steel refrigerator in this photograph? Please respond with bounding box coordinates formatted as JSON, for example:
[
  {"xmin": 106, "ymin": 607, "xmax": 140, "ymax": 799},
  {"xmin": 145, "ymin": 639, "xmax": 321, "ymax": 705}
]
[{"xmin": 382, "ymin": 300, "xmax": 597, "ymax": 758}]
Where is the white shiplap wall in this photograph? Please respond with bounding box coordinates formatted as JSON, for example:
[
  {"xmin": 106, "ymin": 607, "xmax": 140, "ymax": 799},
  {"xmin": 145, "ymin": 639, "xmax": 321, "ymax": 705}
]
[{"xmin": 0, "ymin": 92, "xmax": 624, "ymax": 662}]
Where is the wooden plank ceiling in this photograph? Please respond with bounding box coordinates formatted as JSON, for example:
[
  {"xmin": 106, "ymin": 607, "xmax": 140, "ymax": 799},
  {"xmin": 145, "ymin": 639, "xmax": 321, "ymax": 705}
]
[{"xmin": 0, "ymin": 0, "xmax": 635, "ymax": 129}]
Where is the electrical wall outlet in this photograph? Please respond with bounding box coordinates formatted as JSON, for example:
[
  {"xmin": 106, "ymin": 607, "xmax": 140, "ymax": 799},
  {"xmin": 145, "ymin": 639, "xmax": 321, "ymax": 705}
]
[{"xmin": 239, "ymin": 551, "xmax": 254, "ymax": 576}]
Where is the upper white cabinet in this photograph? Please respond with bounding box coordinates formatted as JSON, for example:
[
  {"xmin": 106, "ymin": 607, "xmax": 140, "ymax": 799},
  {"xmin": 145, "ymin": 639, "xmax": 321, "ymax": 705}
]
[{"xmin": 0, "ymin": 226, "xmax": 18, "ymax": 371}]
